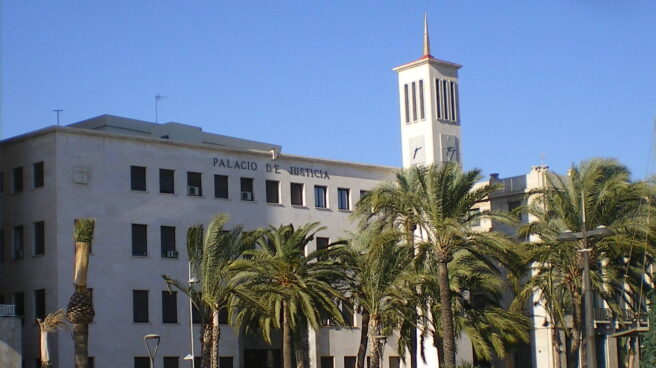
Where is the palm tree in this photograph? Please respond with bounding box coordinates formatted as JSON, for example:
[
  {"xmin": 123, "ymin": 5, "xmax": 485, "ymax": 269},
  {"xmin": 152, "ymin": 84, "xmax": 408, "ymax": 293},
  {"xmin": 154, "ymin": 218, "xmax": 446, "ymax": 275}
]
[
  {"xmin": 410, "ymin": 163, "xmax": 519, "ymax": 368},
  {"xmin": 345, "ymin": 223, "xmax": 418, "ymax": 368},
  {"xmin": 517, "ymin": 158, "xmax": 653, "ymax": 368},
  {"xmin": 164, "ymin": 214, "xmax": 254, "ymax": 368},
  {"xmin": 66, "ymin": 218, "xmax": 95, "ymax": 368},
  {"xmin": 37, "ymin": 310, "xmax": 67, "ymax": 368},
  {"xmin": 230, "ymin": 223, "xmax": 347, "ymax": 368}
]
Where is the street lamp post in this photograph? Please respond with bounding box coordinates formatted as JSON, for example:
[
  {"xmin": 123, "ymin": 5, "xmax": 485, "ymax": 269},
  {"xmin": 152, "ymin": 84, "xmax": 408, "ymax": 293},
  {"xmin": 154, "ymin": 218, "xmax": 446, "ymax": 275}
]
[
  {"xmin": 188, "ymin": 262, "xmax": 200, "ymax": 368},
  {"xmin": 144, "ymin": 334, "xmax": 161, "ymax": 368},
  {"xmin": 557, "ymin": 194, "xmax": 614, "ymax": 368}
]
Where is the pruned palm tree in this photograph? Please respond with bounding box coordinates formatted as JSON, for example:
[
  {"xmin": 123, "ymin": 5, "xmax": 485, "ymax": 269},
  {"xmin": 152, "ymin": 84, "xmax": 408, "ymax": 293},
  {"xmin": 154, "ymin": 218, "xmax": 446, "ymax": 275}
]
[
  {"xmin": 66, "ymin": 218, "xmax": 95, "ymax": 368},
  {"xmin": 230, "ymin": 223, "xmax": 348, "ymax": 368},
  {"xmin": 517, "ymin": 158, "xmax": 653, "ymax": 368},
  {"xmin": 344, "ymin": 223, "xmax": 418, "ymax": 368},
  {"xmin": 411, "ymin": 163, "xmax": 519, "ymax": 368},
  {"xmin": 164, "ymin": 214, "xmax": 254, "ymax": 368},
  {"xmin": 37, "ymin": 309, "xmax": 68, "ymax": 368}
]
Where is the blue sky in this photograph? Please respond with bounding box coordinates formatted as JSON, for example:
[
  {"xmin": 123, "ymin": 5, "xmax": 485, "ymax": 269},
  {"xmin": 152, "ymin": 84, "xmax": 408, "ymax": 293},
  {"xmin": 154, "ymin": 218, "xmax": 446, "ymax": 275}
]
[{"xmin": 2, "ymin": 1, "xmax": 655, "ymax": 179}]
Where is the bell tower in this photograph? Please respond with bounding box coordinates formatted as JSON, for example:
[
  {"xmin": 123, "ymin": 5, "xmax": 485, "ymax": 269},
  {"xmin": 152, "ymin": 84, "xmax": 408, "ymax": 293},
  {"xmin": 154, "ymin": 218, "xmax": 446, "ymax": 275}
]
[{"xmin": 394, "ymin": 14, "xmax": 462, "ymax": 168}]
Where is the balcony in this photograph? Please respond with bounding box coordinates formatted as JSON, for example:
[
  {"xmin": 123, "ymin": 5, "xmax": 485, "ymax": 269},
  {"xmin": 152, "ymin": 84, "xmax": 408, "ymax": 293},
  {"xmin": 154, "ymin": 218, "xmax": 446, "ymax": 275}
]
[
  {"xmin": 0, "ymin": 304, "xmax": 16, "ymax": 317},
  {"xmin": 594, "ymin": 308, "xmax": 648, "ymax": 324}
]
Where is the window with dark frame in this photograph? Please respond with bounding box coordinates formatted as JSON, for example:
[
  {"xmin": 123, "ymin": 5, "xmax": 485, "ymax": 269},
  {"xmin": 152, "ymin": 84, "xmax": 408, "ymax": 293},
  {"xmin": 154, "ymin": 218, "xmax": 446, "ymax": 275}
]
[
  {"xmin": 163, "ymin": 357, "xmax": 179, "ymax": 368},
  {"xmin": 34, "ymin": 289, "xmax": 45, "ymax": 320},
  {"xmin": 337, "ymin": 188, "xmax": 350, "ymax": 210},
  {"xmin": 13, "ymin": 225, "xmax": 24, "ymax": 259},
  {"xmin": 0, "ymin": 171, "xmax": 4, "ymax": 194},
  {"xmin": 320, "ymin": 357, "xmax": 334, "ymax": 368},
  {"xmin": 344, "ymin": 357, "xmax": 357, "ymax": 368},
  {"xmin": 411, "ymin": 81, "xmax": 417, "ymax": 121},
  {"xmin": 134, "ymin": 357, "xmax": 149, "ymax": 368},
  {"xmin": 435, "ymin": 78, "xmax": 442, "ymax": 119},
  {"xmin": 442, "ymin": 80, "xmax": 450, "ymax": 121},
  {"xmin": 132, "ymin": 290, "xmax": 149, "ymax": 323},
  {"xmin": 88, "ymin": 357, "xmax": 94, "ymax": 368},
  {"xmin": 314, "ymin": 186, "xmax": 327, "ymax": 208},
  {"xmin": 419, "ymin": 80, "xmax": 425, "ymax": 120},
  {"xmin": 0, "ymin": 229, "xmax": 4, "ymax": 262},
  {"xmin": 187, "ymin": 172, "xmax": 202, "ymax": 196},
  {"xmin": 316, "ymin": 237, "xmax": 330, "ymax": 262},
  {"xmin": 162, "ymin": 291, "xmax": 178, "ymax": 323},
  {"xmin": 14, "ymin": 292, "xmax": 24, "ymax": 321},
  {"xmin": 219, "ymin": 357, "xmax": 234, "ymax": 368},
  {"xmin": 341, "ymin": 301, "xmax": 355, "ymax": 327},
  {"xmin": 468, "ymin": 208, "xmax": 481, "ymax": 227},
  {"xmin": 159, "ymin": 169, "xmax": 175, "ymax": 194},
  {"xmin": 450, "ymin": 81, "xmax": 457, "ymax": 122},
  {"xmin": 404, "ymin": 84, "xmax": 410, "ymax": 123},
  {"xmin": 389, "ymin": 357, "xmax": 401, "ymax": 368},
  {"xmin": 192, "ymin": 293, "xmax": 202, "ymax": 324},
  {"xmin": 13, "ymin": 167, "xmax": 23, "ymax": 193},
  {"xmin": 33, "ymin": 221, "xmax": 44, "ymax": 256},
  {"xmin": 132, "ymin": 224, "xmax": 148, "ymax": 256},
  {"xmin": 161, "ymin": 226, "xmax": 176, "ymax": 258},
  {"xmin": 214, "ymin": 175, "xmax": 229, "ymax": 199},
  {"xmin": 240, "ymin": 177, "xmax": 254, "ymax": 201},
  {"xmin": 266, "ymin": 180, "xmax": 280, "ymax": 204},
  {"xmin": 219, "ymin": 307, "xmax": 229, "ymax": 324},
  {"xmin": 33, "ymin": 161, "xmax": 44, "ymax": 188},
  {"xmin": 130, "ymin": 166, "xmax": 146, "ymax": 191},
  {"xmin": 290, "ymin": 183, "xmax": 304, "ymax": 206}
]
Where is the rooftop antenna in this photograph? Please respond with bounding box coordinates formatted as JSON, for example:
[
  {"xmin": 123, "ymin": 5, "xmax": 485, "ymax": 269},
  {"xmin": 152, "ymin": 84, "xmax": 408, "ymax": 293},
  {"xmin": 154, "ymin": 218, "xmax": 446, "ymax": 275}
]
[
  {"xmin": 53, "ymin": 109, "xmax": 63, "ymax": 126},
  {"xmin": 155, "ymin": 94, "xmax": 167, "ymax": 124}
]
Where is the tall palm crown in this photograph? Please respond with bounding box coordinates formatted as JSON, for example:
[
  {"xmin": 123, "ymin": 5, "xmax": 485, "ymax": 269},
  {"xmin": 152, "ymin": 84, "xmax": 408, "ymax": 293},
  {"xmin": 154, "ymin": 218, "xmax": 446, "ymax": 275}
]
[
  {"xmin": 230, "ymin": 223, "xmax": 348, "ymax": 368},
  {"xmin": 517, "ymin": 158, "xmax": 653, "ymax": 367}
]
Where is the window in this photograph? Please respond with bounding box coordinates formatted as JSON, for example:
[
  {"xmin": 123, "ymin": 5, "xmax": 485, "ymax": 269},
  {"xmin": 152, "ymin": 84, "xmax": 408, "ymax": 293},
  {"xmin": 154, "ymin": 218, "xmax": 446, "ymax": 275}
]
[
  {"xmin": 34, "ymin": 289, "xmax": 45, "ymax": 320},
  {"xmin": 338, "ymin": 188, "xmax": 350, "ymax": 210},
  {"xmin": 419, "ymin": 80, "xmax": 425, "ymax": 120},
  {"xmin": 0, "ymin": 229, "xmax": 4, "ymax": 262},
  {"xmin": 163, "ymin": 357, "xmax": 179, "ymax": 368},
  {"xmin": 443, "ymin": 80, "xmax": 450, "ymax": 121},
  {"xmin": 130, "ymin": 166, "xmax": 146, "ymax": 191},
  {"xmin": 161, "ymin": 226, "xmax": 176, "ymax": 258},
  {"xmin": 468, "ymin": 208, "xmax": 481, "ymax": 227},
  {"xmin": 240, "ymin": 178, "xmax": 254, "ymax": 201},
  {"xmin": 344, "ymin": 357, "xmax": 357, "ymax": 368},
  {"xmin": 290, "ymin": 183, "xmax": 304, "ymax": 206},
  {"xmin": 411, "ymin": 81, "xmax": 417, "ymax": 121},
  {"xmin": 341, "ymin": 301, "xmax": 355, "ymax": 327},
  {"xmin": 88, "ymin": 357, "xmax": 95, "ymax": 368},
  {"xmin": 317, "ymin": 237, "xmax": 330, "ymax": 251},
  {"xmin": 162, "ymin": 291, "xmax": 177, "ymax": 323},
  {"xmin": 0, "ymin": 171, "xmax": 4, "ymax": 194},
  {"xmin": 403, "ymin": 84, "xmax": 410, "ymax": 123},
  {"xmin": 134, "ymin": 357, "xmax": 149, "ymax": 368},
  {"xmin": 13, "ymin": 225, "xmax": 24, "ymax": 259},
  {"xmin": 508, "ymin": 200, "xmax": 522, "ymax": 213},
  {"xmin": 13, "ymin": 167, "xmax": 23, "ymax": 193},
  {"xmin": 192, "ymin": 292, "xmax": 202, "ymax": 323},
  {"xmin": 219, "ymin": 357, "xmax": 234, "ymax": 368},
  {"xmin": 219, "ymin": 307, "xmax": 229, "ymax": 324},
  {"xmin": 33, "ymin": 221, "xmax": 44, "ymax": 256},
  {"xmin": 14, "ymin": 292, "xmax": 24, "ymax": 320},
  {"xmin": 187, "ymin": 172, "xmax": 202, "ymax": 196},
  {"xmin": 266, "ymin": 180, "xmax": 280, "ymax": 204},
  {"xmin": 33, "ymin": 161, "xmax": 44, "ymax": 188},
  {"xmin": 320, "ymin": 357, "xmax": 334, "ymax": 368},
  {"xmin": 360, "ymin": 190, "xmax": 369, "ymax": 200},
  {"xmin": 159, "ymin": 169, "xmax": 175, "ymax": 194},
  {"xmin": 389, "ymin": 357, "xmax": 401, "ymax": 368},
  {"xmin": 132, "ymin": 224, "xmax": 147, "ymax": 256},
  {"xmin": 450, "ymin": 81, "xmax": 458, "ymax": 122},
  {"xmin": 214, "ymin": 175, "xmax": 229, "ymax": 199},
  {"xmin": 133, "ymin": 290, "xmax": 149, "ymax": 323},
  {"xmin": 314, "ymin": 186, "xmax": 327, "ymax": 208}
]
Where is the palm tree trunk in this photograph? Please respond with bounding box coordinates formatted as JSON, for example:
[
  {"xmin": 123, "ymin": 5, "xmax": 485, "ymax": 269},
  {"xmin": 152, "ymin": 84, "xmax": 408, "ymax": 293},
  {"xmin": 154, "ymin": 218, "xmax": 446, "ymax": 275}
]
[
  {"xmin": 568, "ymin": 287, "xmax": 583, "ymax": 368},
  {"xmin": 211, "ymin": 309, "xmax": 220, "ymax": 368},
  {"xmin": 40, "ymin": 330, "xmax": 51, "ymax": 367},
  {"xmin": 368, "ymin": 315, "xmax": 382, "ymax": 368},
  {"xmin": 551, "ymin": 326, "xmax": 563, "ymax": 368},
  {"xmin": 283, "ymin": 302, "xmax": 293, "ymax": 368},
  {"xmin": 627, "ymin": 336, "xmax": 636, "ymax": 368},
  {"xmin": 433, "ymin": 329, "xmax": 445, "ymax": 367},
  {"xmin": 73, "ymin": 323, "xmax": 89, "ymax": 368},
  {"xmin": 357, "ymin": 311, "xmax": 370, "ymax": 368},
  {"xmin": 437, "ymin": 260, "xmax": 457, "ymax": 368},
  {"xmin": 201, "ymin": 322, "xmax": 213, "ymax": 368}
]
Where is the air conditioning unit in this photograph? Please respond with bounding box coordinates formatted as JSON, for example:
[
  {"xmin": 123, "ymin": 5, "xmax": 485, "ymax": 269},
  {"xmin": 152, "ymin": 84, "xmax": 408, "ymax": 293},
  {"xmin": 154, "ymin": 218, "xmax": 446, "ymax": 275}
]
[
  {"xmin": 166, "ymin": 250, "xmax": 179, "ymax": 258},
  {"xmin": 187, "ymin": 186, "xmax": 200, "ymax": 196},
  {"xmin": 241, "ymin": 191, "xmax": 253, "ymax": 201}
]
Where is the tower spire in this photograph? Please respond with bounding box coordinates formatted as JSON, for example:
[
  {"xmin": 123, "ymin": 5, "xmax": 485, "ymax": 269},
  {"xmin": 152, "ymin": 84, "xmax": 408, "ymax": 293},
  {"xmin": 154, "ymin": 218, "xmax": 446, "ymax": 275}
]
[{"xmin": 423, "ymin": 12, "xmax": 431, "ymax": 57}]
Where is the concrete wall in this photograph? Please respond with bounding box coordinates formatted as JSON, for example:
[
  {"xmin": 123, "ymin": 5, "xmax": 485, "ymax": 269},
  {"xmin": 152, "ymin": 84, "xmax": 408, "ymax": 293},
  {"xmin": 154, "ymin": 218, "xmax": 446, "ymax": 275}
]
[{"xmin": 0, "ymin": 317, "xmax": 22, "ymax": 368}]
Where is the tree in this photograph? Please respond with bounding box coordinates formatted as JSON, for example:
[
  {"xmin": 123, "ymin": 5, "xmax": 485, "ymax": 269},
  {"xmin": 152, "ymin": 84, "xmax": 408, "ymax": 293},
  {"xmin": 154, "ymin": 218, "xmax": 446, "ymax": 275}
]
[
  {"xmin": 640, "ymin": 292, "xmax": 656, "ymax": 368},
  {"xmin": 37, "ymin": 310, "xmax": 67, "ymax": 368},
  {"xmin": 411, "ymin": 163, "xmax": 520, "ymax": 368},
  {"xmin": 66, "ymin": 218, "xmax": 95, "ymax": 368},
  {"xmin": 345, "ymin": 224, "xmax": 418, "ymax": 368},
  {"xmin": 518, "ymin": 158, "xmax": 653, "ymax": 368},
  {"xmin": 230, "ymin": 223, "xmax": 347, "ymax": 368},
  {"xmin": 163, "ymin": 214, "xmax": 254, "ymax": 368}
]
